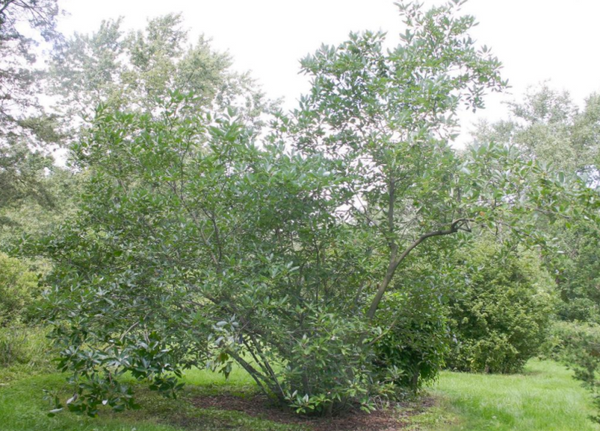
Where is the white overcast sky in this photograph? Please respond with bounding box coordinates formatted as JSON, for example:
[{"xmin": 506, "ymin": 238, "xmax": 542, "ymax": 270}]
[{"xmin": 57, "ymin": 0, "xmax": 600, "ymax": 142}]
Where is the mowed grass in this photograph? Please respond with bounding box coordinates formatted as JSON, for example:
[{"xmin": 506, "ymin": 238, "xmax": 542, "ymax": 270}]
[
  {"xmin": 0, "ymin": 359, "xmax": 598, "ymax": 430},
  {"xmin": 0, "ymin": 367, "xmax": 303, "ymax": 431},
  {"xmin": 417, "ymin": 359, "xmax": 600, "ymax": 431}
]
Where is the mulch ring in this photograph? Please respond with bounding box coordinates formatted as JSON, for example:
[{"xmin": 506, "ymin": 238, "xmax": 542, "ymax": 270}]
[{"xmin": 190, "ymin": 392, "xmax": 436, "ymax": 431}]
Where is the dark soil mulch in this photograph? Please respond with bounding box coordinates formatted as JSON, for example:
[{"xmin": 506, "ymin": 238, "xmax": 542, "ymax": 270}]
[{"xmin": 191, "ymin": 393, "xmax": 436, "ymax": 431}]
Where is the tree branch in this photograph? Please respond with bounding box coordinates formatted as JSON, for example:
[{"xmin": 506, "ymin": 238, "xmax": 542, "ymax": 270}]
[{"xmin": 366, "ymin": 218, "xmax": 471, "ymax": 320}]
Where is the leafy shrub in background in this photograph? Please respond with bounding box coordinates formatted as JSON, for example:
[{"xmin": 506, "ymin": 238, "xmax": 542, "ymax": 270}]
[
  {"xmin": 0, "ymin": 253, "xmax": 53, "ymax": 374},
  {"xmin": 0, "ymin": 325, "xmax": 52, "ymax": 372},
  {"xmin": 543, "ymin": 321, "xmax": 600, "ymax": 422},
  {"xmin": 445, "ymin": 239, "xmax": 555, "ymax": 373},
  {"xmin": 0, "ymin": 252, "xmax": 39, "ymax": 326},
  {"xmin": 551, "ymin": 223, "xmax": 600, "ymax": 324}
]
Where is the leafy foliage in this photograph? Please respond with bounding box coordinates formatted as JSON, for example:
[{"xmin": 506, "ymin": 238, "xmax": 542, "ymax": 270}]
[
  {"xmin": 549, "ymin": 222, "xmax": 600, "ymax": 323},
  {"xmin": 0, "ymin": 141, "xmax": 55, "ymax": 221},
  {"xmin": 0, "ymin": 324, "xmax": 51, "ymax": 371},
  {"xmin": 0, "ymin": 0, "xmax": 61, "ymax": 133},
  {"xmin": 0, "ymin": 251, "xmax": 39, "ymax": 325},
  {"xmin": 472, "ymin": 85, "xmax": 600, "ymax": 183},
  {"xmin": 373, "ymin": 280, "xmax": 449, "ymax": 392},
  {"xmin": 0, "ymin": 251, "xmax": 50, "ymax": 372},
  {"xmin": 288, "ymin": 0, "xmax": 508, "ymax": 323}
]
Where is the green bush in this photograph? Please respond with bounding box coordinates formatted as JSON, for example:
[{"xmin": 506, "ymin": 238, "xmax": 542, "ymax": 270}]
[
  {"xmin": 445, "ymin": 240, "xmax": 555, "ymax": 373},
  {"xmin": 543, "ymin": 321, "xmax": 600, "ymax": 387},
  {"xmin": 550, "ymin": 223, "xmax": 600, "ymax": 324},
  {"xmin": 542, "ymin": 321, "xmax": 600, "ymax": 422},
  {"xmin": 0, "ymin": 253, "xmax": 51, "ymax": 375},
  {"xmin": 373, "ymin": 277, "xmax": 449, "ymax": 393},
  {"xmin": 0, "ymin": 324, "xmax": 51, "ymax": 371},
  {"xmin": 280, "ymin": 309, "xmax": 388, "ymax": 415},
  {"xmin": 0, "ymin": 252, "xmax": 39, "ymax": 326},
  {"xmin": 34, "ymin": 1, "xmax": 568, "ymax": 415}
]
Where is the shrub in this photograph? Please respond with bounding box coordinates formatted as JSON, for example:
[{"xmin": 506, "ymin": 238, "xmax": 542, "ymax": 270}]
[
  {"xmin": 36, "ymin": 2, "xmax": 571, "ymax": 416},
  {"xmin": 0, "ymin": 252, "xmax": 39, "ymax": 326},
  {"xmin": 0, "ymin": 253, "xmax": 51, "ymax": 374},
  {"xmin": 280, "ymin": 310, "xmax": 387, "ymax": 415},
  {"xmin": 373, "ymin": 266, "xmax": 450, "ymax": 393},
  {"xmin": 445, "ymin": 240, "xmax": 555, "ymax": 373},
  {"xmin": 0, "ymin": 325, "xmax": 52, "ymax": 371},
  {"xmin": 543, "ymin": 321, "xmax": 600, "ymax": 422},
  {"xmin": 550, "ymin": 223, "xmax": 600, "ymax": 324}
]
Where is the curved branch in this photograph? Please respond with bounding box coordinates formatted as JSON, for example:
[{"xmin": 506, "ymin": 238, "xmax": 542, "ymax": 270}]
[{"xmin": 366, "ymin": 218, "xmax": 471, "ymax": 320}]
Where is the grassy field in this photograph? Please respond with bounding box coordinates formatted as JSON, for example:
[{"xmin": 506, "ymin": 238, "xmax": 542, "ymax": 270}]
[
  {"xmin": 415, "ymin": 359, "xmax": 600, "ymax": 431},
  {"xmin": 0, "ymin": 359, "xmax": 598, "ymax": 430},
  {"xmin": 0, "ymin": 365, "xmax": 301, "ymax": 431}
]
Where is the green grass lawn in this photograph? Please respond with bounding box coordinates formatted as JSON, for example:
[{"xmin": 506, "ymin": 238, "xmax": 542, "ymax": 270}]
[
  {"xmin": 0, "ymin": 366, "xmax": 302, "ymax": 431},
  {"xmin": 0, "ymin": 360, "xmax": 597, "ymax": 430},
  {"xmin": 416, "ymin": 359, "xmax": 600, "ymax": 431}
]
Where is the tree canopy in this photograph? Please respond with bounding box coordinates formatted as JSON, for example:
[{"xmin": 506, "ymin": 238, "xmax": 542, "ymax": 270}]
[{"xmin": 0, "ymin": 0, "xmax": 63, "ymax": 222}]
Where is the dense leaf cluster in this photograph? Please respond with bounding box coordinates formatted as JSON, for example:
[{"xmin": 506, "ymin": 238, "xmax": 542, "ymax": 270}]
[{"xmin": 446, "ymin": 240, "xmax": 555, "ymax": 373}]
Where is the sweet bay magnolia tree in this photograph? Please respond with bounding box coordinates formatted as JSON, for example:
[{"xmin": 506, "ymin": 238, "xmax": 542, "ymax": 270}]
[{"xmin": 39, "ymin": 0, "xmax": 591, "ymax": 417}]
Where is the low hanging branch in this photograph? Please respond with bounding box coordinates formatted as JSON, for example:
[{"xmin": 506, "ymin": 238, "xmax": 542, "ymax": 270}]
[{"xmin": 366, "ymin": 218, "xmax": 471, "ymax": 320}]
